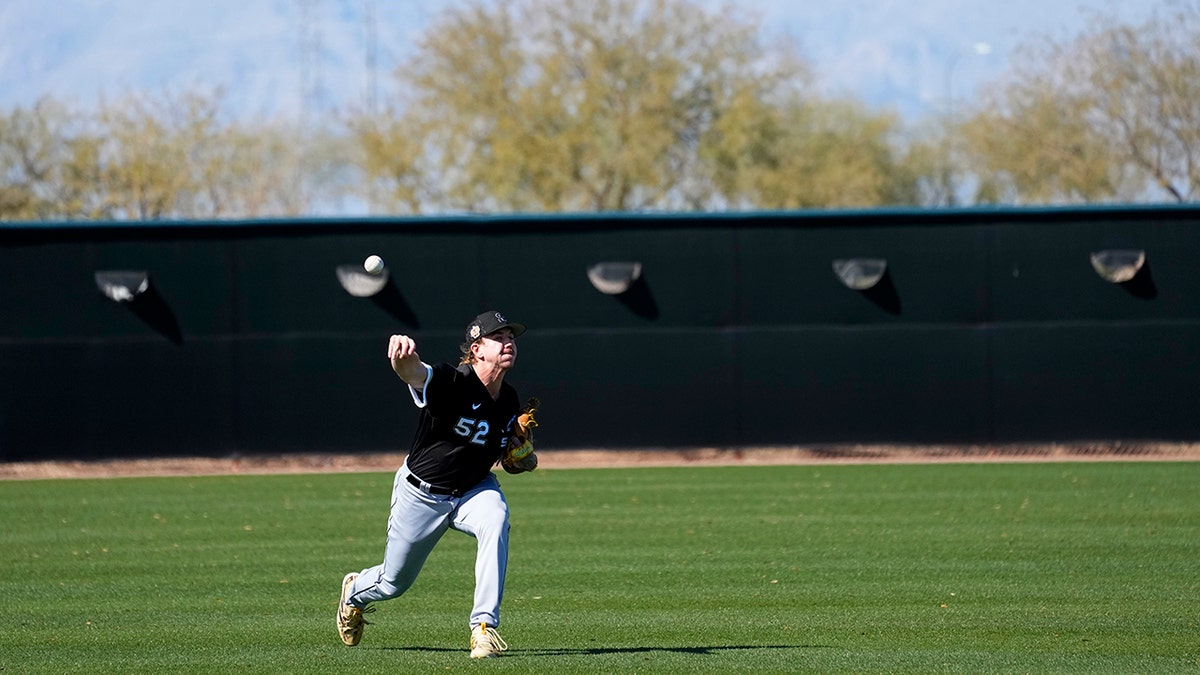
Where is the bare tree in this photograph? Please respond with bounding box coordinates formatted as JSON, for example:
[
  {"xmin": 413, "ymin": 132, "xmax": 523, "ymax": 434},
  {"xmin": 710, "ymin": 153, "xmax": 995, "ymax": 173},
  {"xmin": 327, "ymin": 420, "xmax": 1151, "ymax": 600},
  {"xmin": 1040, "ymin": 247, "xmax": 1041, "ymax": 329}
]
[{"xmin": 959, "ymin": 3, "xmax": 1200, "ymax": 204}]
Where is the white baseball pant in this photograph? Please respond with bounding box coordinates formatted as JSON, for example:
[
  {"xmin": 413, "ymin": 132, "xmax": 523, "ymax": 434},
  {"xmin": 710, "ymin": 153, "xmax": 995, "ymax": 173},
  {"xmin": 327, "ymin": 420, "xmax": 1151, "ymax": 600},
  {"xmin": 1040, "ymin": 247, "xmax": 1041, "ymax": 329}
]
[{"xmin": 346, "ymin": 462, "xmax": 510, "ymax": 629}]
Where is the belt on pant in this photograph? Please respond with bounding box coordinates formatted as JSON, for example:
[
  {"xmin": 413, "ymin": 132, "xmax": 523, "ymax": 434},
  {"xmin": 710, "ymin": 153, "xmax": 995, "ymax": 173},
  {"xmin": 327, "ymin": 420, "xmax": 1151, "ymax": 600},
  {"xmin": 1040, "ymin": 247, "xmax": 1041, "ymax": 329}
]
[{"xmin": 406, "ymin": 472, "xmax": 465, "ymax": 498}]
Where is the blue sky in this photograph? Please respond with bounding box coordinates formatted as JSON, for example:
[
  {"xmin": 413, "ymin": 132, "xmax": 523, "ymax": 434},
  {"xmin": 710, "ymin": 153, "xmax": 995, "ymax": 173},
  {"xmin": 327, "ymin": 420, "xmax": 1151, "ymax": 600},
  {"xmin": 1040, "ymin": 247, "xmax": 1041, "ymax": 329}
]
[{"xmin": 0, "ymin": 0, "xmax": 1162, "ymax": 123}]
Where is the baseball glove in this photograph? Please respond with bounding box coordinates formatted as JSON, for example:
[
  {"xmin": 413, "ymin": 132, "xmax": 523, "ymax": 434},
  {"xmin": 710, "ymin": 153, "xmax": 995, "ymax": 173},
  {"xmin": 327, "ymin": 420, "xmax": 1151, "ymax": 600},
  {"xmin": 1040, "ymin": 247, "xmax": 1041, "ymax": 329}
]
[{"xmin": 501, "ymin": 397, "xmax": 539, "ymax": 474}]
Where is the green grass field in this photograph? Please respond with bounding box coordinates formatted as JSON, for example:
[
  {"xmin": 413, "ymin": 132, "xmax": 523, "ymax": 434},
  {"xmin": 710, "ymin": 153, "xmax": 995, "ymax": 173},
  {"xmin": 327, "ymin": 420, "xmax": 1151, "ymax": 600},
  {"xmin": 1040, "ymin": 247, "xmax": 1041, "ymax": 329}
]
[{"xmin": 2, "ymin": 461, "xmax": 1198, "ymax": 673}]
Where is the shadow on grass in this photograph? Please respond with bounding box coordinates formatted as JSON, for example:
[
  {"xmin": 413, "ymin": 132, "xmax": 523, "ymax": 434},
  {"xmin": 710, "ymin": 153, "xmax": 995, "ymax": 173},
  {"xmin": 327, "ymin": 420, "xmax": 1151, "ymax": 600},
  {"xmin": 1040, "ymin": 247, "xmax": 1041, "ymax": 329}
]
[
  {"xmin": 378, "ymin": 644, "xmax": 828, "ymax": 656},
  {"xmin": 524, "ymin": 644, "xmax": 830, "ymax": 656}
]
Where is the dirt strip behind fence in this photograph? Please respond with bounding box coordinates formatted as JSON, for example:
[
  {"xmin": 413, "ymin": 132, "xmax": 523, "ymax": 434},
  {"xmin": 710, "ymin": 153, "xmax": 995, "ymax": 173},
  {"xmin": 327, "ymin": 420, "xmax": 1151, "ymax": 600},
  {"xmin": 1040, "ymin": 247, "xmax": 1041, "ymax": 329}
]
[{"xmin": 3, "ymin": 443, "xmax": 1199, "ymax": 481}]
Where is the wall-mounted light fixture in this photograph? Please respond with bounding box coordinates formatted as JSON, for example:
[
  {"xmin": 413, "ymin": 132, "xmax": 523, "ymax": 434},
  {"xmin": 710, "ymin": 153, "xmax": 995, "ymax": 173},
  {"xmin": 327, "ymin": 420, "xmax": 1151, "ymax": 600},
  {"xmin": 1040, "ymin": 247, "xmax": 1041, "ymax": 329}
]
[
  {"xmin": 95, "ymin": 270, "xmax": 151, "ymax": 302},
  {"xmin": 587, "ymin": 262, "xmax": 642, "ymax": 295},
  {"xmin": 832, "ymin": 258, "xmax": 887, "ymax": 291},
  {"xmin": 1089, "ymin": 249, "xmax": 1145, "ymax": 283},
  {"xmin": 95, "ymin": 270, "xmax": 182, "ymax": 343},
  {"xmin": 336, "ymin": 264, "xmax": 389, "ymax": 297}
]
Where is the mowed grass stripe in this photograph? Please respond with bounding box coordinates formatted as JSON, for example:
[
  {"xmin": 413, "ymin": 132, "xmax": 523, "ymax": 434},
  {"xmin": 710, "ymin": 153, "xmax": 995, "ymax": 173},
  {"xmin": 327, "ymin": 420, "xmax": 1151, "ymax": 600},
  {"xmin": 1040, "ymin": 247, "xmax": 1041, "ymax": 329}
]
[{"xmin": 1, "ymin": 462, "xmax": 1196, "ymax": 673}]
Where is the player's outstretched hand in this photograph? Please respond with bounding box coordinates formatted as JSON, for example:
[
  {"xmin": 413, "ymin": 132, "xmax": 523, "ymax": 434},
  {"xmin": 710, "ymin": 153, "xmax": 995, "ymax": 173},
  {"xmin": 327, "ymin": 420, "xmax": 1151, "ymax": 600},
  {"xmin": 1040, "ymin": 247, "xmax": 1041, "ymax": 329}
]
[
  {"xmin": 387, "ymin": 334, "xmax": 426, "ymax": 385},
  {"xmin": 388, "ymin": 334, "xmax": 417, "ymax": 362}
]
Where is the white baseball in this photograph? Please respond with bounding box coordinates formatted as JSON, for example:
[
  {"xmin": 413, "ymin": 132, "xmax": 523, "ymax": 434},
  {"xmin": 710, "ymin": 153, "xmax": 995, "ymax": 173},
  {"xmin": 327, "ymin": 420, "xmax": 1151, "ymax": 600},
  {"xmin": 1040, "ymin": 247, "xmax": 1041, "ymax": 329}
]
[{"xmin": 364, "ymin": 254, "xmax": 385, "ymax": 275}]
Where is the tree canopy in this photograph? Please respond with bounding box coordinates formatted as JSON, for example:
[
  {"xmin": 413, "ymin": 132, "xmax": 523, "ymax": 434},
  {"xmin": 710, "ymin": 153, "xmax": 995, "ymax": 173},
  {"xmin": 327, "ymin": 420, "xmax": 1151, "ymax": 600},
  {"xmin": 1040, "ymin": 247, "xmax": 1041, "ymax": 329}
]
[
  {"xmin": 960, "ymin": 2, "xmax": 1200, "ymax": 204},
  {"xmin": 2, "ymin": 0, "xmax": 1198, "ymax": 220},
  {"xmin": 352, "ymin": 0, "xmax": 917, "ymax": 213}
]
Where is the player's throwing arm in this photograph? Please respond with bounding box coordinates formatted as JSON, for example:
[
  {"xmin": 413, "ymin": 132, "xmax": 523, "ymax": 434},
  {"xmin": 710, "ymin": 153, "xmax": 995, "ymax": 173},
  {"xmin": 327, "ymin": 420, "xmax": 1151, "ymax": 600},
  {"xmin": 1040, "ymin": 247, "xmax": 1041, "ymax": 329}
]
[{"xmin": 388, "ymin": 334, "xmax": 428, "ymax": 387}]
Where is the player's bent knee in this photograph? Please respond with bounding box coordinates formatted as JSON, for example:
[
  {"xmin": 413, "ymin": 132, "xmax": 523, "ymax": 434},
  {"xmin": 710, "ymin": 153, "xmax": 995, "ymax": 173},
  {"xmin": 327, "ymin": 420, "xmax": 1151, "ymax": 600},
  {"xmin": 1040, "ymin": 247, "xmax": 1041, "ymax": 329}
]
[
  {"xmin": 376, "ymin": 573, "xmax": 417, "ymax": 599},
  {"xmin": 476, "ymin": 511, "xmax": 510, "ymax": 539}
]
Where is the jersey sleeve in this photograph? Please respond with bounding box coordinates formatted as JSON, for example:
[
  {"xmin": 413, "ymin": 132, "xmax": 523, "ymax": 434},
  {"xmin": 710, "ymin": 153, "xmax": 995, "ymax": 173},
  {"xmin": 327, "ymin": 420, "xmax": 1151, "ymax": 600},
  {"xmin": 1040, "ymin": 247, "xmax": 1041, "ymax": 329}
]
[
  {"xmin": 419, "ymin": 363, "xmax": 462, "ymax": 417},
  {"xmin": 406, "ymin": 363, "xmax": 434, "ymax": 408}
]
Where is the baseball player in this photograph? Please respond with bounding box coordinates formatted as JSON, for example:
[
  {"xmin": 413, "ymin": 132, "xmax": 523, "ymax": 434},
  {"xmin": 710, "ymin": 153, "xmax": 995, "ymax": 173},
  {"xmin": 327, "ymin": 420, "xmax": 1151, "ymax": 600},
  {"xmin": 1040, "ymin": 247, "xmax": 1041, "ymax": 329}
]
[{"xmin": 336, "ymin": 311, "xmax": 539, "ymax": 659}]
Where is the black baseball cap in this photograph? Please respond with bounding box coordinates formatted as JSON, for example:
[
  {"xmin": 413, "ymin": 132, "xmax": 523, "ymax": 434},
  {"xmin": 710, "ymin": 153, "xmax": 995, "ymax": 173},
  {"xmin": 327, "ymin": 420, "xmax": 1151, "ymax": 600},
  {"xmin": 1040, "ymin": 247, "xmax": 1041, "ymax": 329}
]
[{"xmin": 461, "ymin": 310, "xmax": 526, "ymax": 352}]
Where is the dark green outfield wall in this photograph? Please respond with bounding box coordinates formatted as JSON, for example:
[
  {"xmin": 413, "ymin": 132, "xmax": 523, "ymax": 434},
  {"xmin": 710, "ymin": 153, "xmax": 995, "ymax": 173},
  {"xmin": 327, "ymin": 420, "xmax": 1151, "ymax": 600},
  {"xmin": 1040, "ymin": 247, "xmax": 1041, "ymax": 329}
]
[{"xmin": 2, "ymin": 207, "xmax": 1198, "ymax": 461}]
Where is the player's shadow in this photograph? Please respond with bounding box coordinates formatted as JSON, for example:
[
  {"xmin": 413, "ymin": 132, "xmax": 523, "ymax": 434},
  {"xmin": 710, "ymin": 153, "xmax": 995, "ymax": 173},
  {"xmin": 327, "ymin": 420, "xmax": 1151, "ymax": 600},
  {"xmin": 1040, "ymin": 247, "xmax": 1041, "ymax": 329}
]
[
  {"xmin": 383, "ymin": 644, "xmax": 828, "ymax": 656},
  {"xmin": 520, "ymin": 644, "xmax": 829, "ymax": 656}
]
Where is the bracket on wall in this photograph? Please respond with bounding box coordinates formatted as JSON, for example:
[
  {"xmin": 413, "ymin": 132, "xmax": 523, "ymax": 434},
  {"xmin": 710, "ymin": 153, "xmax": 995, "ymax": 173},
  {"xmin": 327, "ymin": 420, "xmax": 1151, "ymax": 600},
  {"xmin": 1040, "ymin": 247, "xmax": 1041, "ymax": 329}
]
[
  {"xmin": 832, "ymin": 258, "xmax": 887, "ymax": 291},
  {"xmin": 95, "ymin": 270, "xmax": 151, "ymax": 302},
  {"xmin": 587, "ymin": 262, "xmax": 643, "ymax": 295},
  {"xmin": 95, "ymin": 269, "xmax": 182, "ymax": 344},
  {"xmin": 1089, "ymin": 249, "xmax": 1145, "ymax": 284},
  {"xmin": 336, "ymin": 265, "xmax": 389, "ymax": 297}
]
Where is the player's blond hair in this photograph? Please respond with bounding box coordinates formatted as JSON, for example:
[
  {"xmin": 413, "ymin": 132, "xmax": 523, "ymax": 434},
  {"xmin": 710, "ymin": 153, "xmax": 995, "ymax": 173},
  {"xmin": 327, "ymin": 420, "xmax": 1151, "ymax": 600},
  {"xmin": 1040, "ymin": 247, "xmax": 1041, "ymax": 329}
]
[{"xmin": 459, "ymin": 340, "xmax": 480, "ymax": 365}]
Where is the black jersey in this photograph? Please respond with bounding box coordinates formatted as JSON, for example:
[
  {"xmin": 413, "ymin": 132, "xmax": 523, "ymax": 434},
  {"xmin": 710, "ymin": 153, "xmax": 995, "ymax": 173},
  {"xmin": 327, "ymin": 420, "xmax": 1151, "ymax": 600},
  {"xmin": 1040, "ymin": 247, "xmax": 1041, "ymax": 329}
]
[{"xmin": 405, "ymin": 363, "xmax": 520, "ymax": 491}]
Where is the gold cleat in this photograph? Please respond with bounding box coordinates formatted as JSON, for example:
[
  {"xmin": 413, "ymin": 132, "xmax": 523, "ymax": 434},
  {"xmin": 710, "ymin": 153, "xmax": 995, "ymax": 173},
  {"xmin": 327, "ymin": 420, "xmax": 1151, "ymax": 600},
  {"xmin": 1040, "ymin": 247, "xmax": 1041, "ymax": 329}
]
[
  {"xmin": 469, "ymin": 623, "xmax": 509, "ymax": 658},
  {"xmin": 336, "ymin": 573, "xmax": 372, "ymax": 646}
]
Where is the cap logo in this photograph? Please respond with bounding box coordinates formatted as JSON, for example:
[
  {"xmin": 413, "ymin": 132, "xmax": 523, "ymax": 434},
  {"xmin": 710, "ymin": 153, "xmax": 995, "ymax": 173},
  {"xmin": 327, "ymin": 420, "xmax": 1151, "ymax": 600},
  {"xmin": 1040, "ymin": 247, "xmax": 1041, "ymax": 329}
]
[
  {"xmin": 469, "ymin": 325, "xmax": 481, "ymax": 339},
  {"xmin": 494, "ymin": 312, "xmax": 507, "ymax": 323}
]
